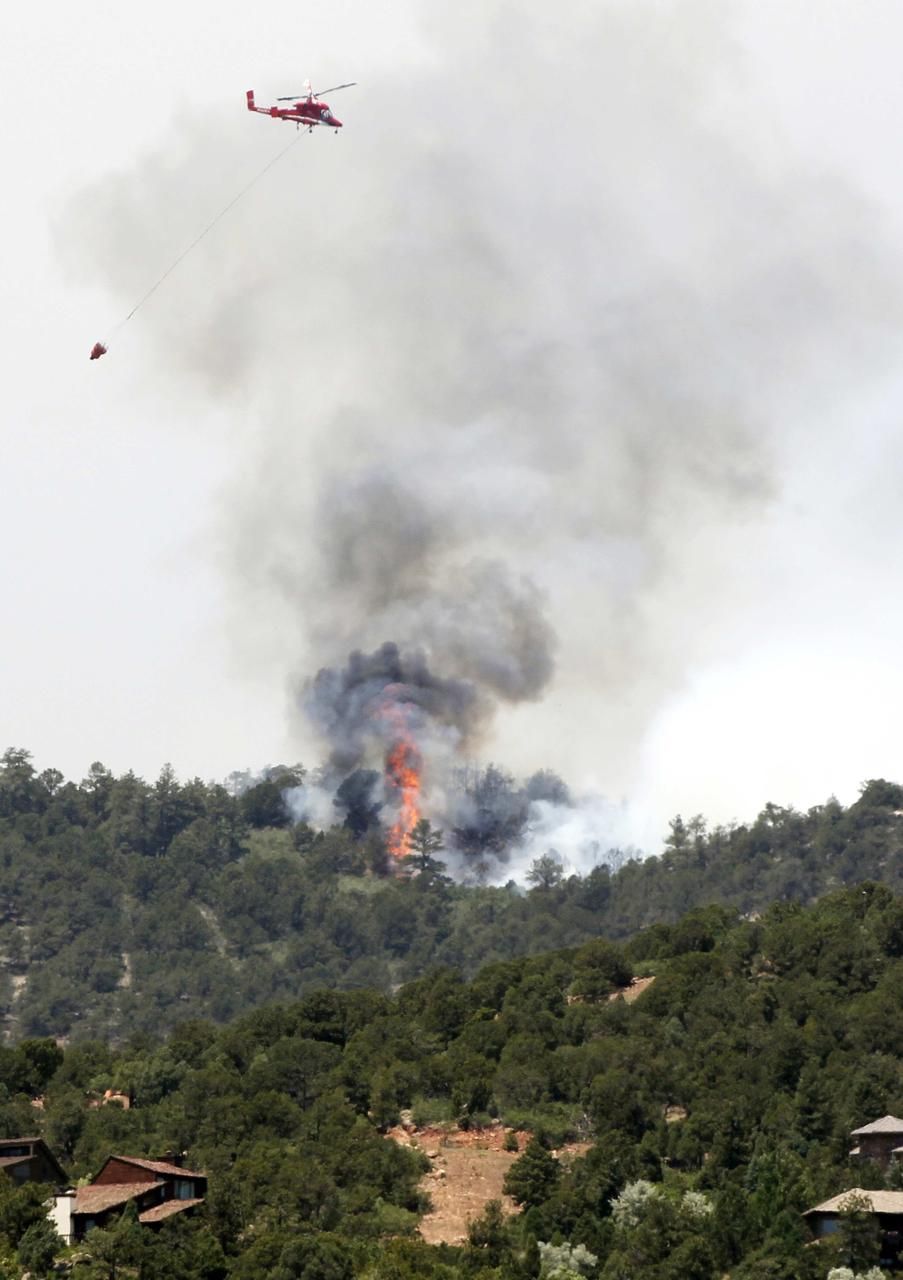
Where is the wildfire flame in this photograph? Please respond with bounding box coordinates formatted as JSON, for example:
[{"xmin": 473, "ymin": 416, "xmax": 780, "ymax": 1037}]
[{"xmin": 386, "ymin": 737, "xmax": 422, "ymax": 860}]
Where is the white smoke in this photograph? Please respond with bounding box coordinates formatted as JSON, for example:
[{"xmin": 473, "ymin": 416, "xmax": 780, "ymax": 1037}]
[
  {"xmin": 513, "ymin": 794, "xmax": 640, "ymax": 882},
  {"xmin": 282, "ymin": 779, "xmax": 337, "ymax": 830}
]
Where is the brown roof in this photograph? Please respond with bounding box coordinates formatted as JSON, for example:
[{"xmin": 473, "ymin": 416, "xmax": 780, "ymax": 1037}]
[
  {"xmin": 850, "ymin": 1115, "xmax": 903, "ymax": 1136},
  {"xmin": 0, "ymin": 1140, "xmax": 68, "ymax": 1184},
  {"xmin": 74, "ymin": 1184, "xmax": 147, "ymax": 1215},
  {"xmin": 139, "ymin": 1198, "xmax": 203, "ymax": 1224},
  {"xmin": 806, "ymin": 1189, "xmax": 903, "ymax": 1215},
  {"xmin": 109, "ymin": 1156, "xmax": 204, "ymax": 1180}
]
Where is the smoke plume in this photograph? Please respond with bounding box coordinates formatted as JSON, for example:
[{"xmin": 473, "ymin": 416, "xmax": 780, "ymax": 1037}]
[
  {"xmin": 58, "ymin": 1, "xmax": 903, "ymax": 853},
  {"xmin": 304, "ymin": 641, "xmax": 485, "ymax": 776}
]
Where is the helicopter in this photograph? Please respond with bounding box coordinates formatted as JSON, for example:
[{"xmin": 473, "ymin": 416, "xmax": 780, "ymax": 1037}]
[{"xmin": 246, "ymin": 79, "xmax": 356, "ymax": 132}]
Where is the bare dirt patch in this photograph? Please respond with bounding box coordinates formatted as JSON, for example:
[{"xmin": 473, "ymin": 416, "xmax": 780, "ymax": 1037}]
[
  {"xmin": 611, "ymin": 975, "xmax": 655, "ymax": 1003},
  {"xmin": 567, "ymin": 975, "xmax": 656, "ymax": 1007},
  {"xmin": 387, "ymin": 1123, "xmax": 590, "ymax": 1246}
]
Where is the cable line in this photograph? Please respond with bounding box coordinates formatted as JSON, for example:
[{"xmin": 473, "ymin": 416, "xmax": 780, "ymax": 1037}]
[{"xmin": 90, "ymin": 132, "xmax": 303, "ymax": 359}]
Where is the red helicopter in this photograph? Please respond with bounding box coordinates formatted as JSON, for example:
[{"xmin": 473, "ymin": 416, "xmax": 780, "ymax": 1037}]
[{"xmin": 246, "ymin": 79, "xmax": 356, "ymax": 132}]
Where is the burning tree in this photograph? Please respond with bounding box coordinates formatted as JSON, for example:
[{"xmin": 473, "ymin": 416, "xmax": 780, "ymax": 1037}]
[
  {"xmin": 300, "ymin": 640, "xmax": 568, "ymax": 872},
  {"xmin": 384, "ymin": 732, "xmax": 422, "ymax": 860},
  {"xmin": 302, "ymin": 643, "xmax": 479, "ymax": 864}
]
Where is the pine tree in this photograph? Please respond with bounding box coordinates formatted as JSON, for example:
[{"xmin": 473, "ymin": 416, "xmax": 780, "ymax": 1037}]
[
  {"xmin": 503, "ymin": 1137, "xmax": 560, "ymax": 1209},
  {"xmin": 401, "ymin": 819, "xmax": 447, "ymax": 877}
]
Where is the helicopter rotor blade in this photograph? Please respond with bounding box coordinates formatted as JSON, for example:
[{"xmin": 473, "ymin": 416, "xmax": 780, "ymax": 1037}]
[
  {"xmin": 276, "ymin": 94, "xmax": 306, "ymax": 101},
  {"xmin": 313, "ymin": 81, "xmax": 357, "ymax": 96}
]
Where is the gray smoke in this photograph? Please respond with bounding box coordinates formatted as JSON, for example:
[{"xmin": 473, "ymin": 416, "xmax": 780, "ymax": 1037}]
[
  {"xmin": 57, "ymin": 1, "xmax": 903, "ymax": 816},
  {"xmin": 333, "ymin": 768, "xmax": 383, "ymax": 836},
  {"xmin": 306, "ymin": 471, "xmax": 555, "ymax": 704},
  {"xmin": 304, "ymin": 640, "xmax": 486, "ymax": 775},
  {"xmin": 296, "ymin": 464, "xmax": 556, "ymax": 794}
]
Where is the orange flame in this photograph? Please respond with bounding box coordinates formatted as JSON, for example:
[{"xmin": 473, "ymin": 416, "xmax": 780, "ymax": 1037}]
[{"xmin": 386, "ymin": 738, "xmax": 421, "ymax": 860}]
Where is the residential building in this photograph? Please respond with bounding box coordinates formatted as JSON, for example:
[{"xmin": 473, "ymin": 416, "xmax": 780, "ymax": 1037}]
[
  {"xmin": 52, "ymin": 1154, "xmax": 207, "ymax": 1244},
  {"xmin": 849, "ymin": 1115, "xmax": 903, "ymax": 1171},
  {"xmin": 0, "ymin": 1138, "xmax": 66, "ymax": 1187},
  {"xmin": 804, "ymin": 1188, "xmax": 903, "ymax": 1270}
]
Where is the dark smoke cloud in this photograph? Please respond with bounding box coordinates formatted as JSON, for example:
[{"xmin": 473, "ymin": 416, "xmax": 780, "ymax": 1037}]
[
  {"xmin": 307, "ymin": 471, "xmax": 555, "ymax": 704},
  {"xmin": 58, "ymin": 1, "xmax": 903, "ymax": 805},
  {"xmin": 297, "ymin": 463, "xmax": 556, "ymax": 781},
  {"xmin": 333, "ymin": 768, "xmax": 382, "ymax": 836},
  {"xmin": 303, "ymin": 641, "xmax": 486, "ymax": 775}
]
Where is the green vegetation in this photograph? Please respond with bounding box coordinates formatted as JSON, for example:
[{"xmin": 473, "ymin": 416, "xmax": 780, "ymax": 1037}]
[
  {"xmin": 0, "ymin": 749, "xmax": 902, "ymax": 1041},
  {"xmin": 0, "ymin": 883, "xmax": 895, "ymax": 1274}
]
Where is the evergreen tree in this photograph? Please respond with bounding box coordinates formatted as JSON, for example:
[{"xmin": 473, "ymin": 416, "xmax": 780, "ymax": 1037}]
[
  {"xmin": 504, "ymin": 1138, "xmax": 561, "ymax": 1209},
  {"xmin": 401, "ymin": 820, "xmax": 447, "ymax": 877},
  {"xmin": 15, "ymin": 1220, "xmax": 59, "ymax": 1279}
]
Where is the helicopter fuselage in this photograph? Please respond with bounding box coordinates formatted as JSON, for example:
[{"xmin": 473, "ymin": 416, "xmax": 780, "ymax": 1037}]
[{"xmin": 246, "ymin": 90, "xmax": 342, "ymax": 130}]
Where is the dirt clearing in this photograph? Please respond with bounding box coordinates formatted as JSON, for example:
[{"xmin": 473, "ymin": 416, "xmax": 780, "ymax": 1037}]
[{"xmin": 387, "ymin": 1122, "xmax": 590, "ymax": 1246}]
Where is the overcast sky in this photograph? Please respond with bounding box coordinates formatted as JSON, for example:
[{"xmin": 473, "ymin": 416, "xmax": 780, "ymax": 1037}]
[{"xmin": 5, "ymin": 0, "xmax": 903, "ymax": 851}]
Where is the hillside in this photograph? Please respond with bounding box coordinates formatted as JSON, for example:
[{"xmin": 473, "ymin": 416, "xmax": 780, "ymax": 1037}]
[
  {"xmin": 0, "ymin": 884, "xmax": 899, "ymax": 1277},
  {"xmin": 0, "ymin": 749, "xmax": 902, "ymax": 1041}
]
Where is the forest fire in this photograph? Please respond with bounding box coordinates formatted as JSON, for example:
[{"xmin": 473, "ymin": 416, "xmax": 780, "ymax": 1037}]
[
  {"xmin": 304, "ymin": 642, "xmax": 484, "ymax": 861},
  {"xmin": 385, "ymin": 737, "xmax": 422, "ymax": 860}
]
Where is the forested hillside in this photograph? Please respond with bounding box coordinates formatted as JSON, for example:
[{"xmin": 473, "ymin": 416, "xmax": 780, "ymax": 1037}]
[
  {"xmin": 0, "ymin": 749, "xmax": 901, "ymax": 1041},
  {"xmin": 0, "ymin": 884, "xmax": 900, "ymax": 1277}
]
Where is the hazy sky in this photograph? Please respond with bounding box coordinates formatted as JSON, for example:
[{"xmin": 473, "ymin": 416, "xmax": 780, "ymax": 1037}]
[{"xmin": 5, "ymin": 0, "xmax": 903, "ymax": 851}]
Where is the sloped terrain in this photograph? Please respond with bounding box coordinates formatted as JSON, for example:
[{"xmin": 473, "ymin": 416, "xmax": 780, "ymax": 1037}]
[{"xmin": 388, "ymin": 1122, "xmax": 590, "ymax": 1244}]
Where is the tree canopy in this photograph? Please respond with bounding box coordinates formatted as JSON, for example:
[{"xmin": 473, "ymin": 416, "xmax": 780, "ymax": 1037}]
[
  {"xmin": 0, "ymin": 749, "xmax": 902, "ymax": 1044},
  {"xmin": 0, "ymin": 881, "xmax": 893, "ymax": 1276}
]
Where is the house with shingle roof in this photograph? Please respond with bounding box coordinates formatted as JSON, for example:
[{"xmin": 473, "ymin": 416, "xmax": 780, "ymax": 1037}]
[
  {"xmin": 804, "ymin": 1188, "xmax": 903, "ymax": 1268},
  {"xmin": 0, "ymin": 1137, "xmax": 66, "ymax": 1187},
  {"xmin": 849, "ymin": 1114, "xmax": 903, "ymax": 1170},
  {"xmin": 51, "ymin": 1154, "xmax": 206, "ymax": 1244}
]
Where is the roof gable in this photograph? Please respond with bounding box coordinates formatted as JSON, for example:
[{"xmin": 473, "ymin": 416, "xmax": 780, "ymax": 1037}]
[
  {"xmin": 806, "ymin": 1188, "xmax": 903, "ymax": 1215},
  {"xmin": 114, "ymin": 1155, "xmax": 205, "ymax": 1179},
  {"xmin": 850, "ymin": 1114, "xmax": 903, "ymax": 1136},
  {"xmin": 96, "ymin": 1155, "xmax": 205, "ymax": 1183},
  {"xmin": 0, "ymin": 1137, "xmax": 67, "ymax": 1184}
]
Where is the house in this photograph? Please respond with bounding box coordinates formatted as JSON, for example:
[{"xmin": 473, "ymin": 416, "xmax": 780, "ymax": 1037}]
[
  {"xmin": 804, "ymin": 1189, "xmax": 903, "ymax": 1269},
  {"xmin": 849, "ymin": 1115, "xmax": 903, "ymax": 1170},
  {"xmin": 0, "ymin": 1138, "xmax": 67, "ymax": 1187},
  {"xmin": 51, "ymin": 1154, "xmax": 207, "ymax": 1244}
]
